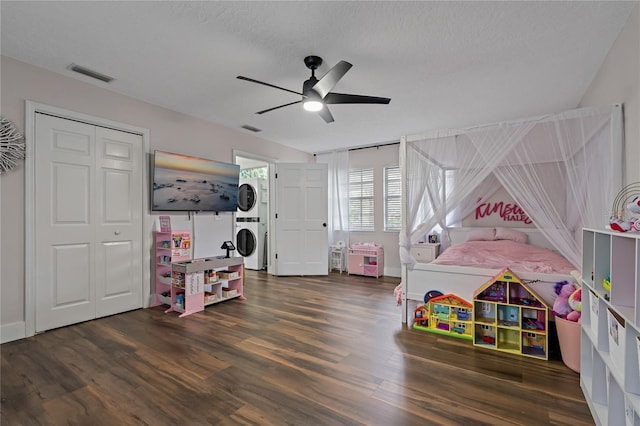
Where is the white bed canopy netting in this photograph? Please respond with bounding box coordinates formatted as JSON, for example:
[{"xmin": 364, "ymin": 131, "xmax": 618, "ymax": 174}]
[{"xmin": 400, "ymin": 104, "xmax": 623, "ymax": 269}]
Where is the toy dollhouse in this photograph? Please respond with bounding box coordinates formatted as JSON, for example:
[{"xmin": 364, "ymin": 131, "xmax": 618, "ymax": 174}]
[
  {"xmin": 413, "ymin": 293, "xmax": 473, "ymax": 341},
  {"xmin": 473, "ymin": 268, "xmax": 550, "ymax": 360}
]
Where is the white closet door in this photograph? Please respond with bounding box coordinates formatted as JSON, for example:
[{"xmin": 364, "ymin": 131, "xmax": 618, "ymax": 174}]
[
  {"xmin": 34, "ymin": 114, "xmax": 143, "ymax": 332},
  {"xmin": 94, "ymin": 126, "xmax": 143, "ymax": 317}
]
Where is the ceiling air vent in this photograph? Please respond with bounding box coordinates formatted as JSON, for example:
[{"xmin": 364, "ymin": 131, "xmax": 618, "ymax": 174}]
[
  {"xmin": 68, "ymin": 63, "xmax": 115, "ymax": 83},
  {"xmin": 241, "ymin": 125, "xmax": 262, "ymax": 133}
]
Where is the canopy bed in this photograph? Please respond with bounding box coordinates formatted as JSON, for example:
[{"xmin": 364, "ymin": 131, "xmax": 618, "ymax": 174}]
[{"xmin": 399, "ymin": 105, "xmax": 623, "ymax": 323}]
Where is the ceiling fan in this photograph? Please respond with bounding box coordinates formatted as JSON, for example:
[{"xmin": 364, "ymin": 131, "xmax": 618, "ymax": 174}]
[{"xmin": 237, "ymin": 55, "xmax": 391, "ymax": 123}]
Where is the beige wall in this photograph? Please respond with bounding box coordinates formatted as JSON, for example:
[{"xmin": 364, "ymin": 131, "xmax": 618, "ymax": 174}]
[
  {"xmin": 348, "ymin": 144, "xmax": 401, "ymax": 277},
  {"xmin": 580, "ymin": 4, "xmax": 640, "ymax": 185},
  {"xmin": 0, "ymin": 56, "xmax": 312, "ymax": 333}
]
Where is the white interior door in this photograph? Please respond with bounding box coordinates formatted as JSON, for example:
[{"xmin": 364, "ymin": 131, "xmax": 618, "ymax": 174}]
[
  {"xmin": 94, "ymin": 127, "xmax": 143, "ymax": 317},
  {"xmin": 274, "ymin": 163, "xmax": 328, "ymax": 275},
  {"xmin": 35, "ymin": 114, "xmax": 143, "ymax": 332}
]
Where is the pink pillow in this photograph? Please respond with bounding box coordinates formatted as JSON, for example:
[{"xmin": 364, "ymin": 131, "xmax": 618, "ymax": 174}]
[
  {"xmin": 466, "ymin": 228, "xmax": 496, "ymax": 241},
  {"xmin": 495, "ymin": 227, "xmax": 528, "ymax": 244}
]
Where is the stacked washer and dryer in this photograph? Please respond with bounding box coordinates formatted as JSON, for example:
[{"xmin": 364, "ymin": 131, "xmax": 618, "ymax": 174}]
[{"xmin": 236, "ymin": 178, "xmax": 267, "ymax": 270}]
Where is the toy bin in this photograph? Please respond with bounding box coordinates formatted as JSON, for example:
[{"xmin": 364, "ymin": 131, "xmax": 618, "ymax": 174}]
[
  {"xmin": 363, "ymin": 265, "xmax": 378, "ymax": 276},
  {"xmin": 607, "ymin": 307, "xmax": 626, "ymax": 378},
  {"xmin": 589, "ymin": 289, "xmax": 600, "ymax": 339},
  {"xmin": 222, "ymin": 287, "xmax": 238, "ymax": 298},
  {"xmin": 555, "ymin": 316, "xmax": 581, "ymax": 373},
  {"xmin": 218, "ymin": 270, "xmax": 239, "ymax": 280}
]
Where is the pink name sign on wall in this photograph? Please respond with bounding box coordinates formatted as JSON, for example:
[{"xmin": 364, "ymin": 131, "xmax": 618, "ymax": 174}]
[{"xmin": 475, "ymin": 201, "xmax": 532, "ymax": 224}]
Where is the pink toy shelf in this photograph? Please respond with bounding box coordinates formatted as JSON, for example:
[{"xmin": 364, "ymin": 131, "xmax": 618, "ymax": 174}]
[
  {"xmin": 154, "ymin": 229, "xmax": 191, "ymax": 307},
  {"xmin": 165, "ymin": 256, "xmax": 245, "ymax": 317},
  {"xmin": 348, "ymin": 242, "xmax": 384, "ymax": 278}
]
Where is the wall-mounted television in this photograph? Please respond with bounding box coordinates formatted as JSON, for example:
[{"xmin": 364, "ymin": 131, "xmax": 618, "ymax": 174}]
[{"xmin": 152, "ymin": 150, "xmax": 240, "ymax": 212}]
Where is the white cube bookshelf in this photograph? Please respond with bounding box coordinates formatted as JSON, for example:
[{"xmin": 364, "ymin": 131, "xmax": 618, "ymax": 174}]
[{"xmin": 581, "ymin": 229, "xmax": 640, "ymax": 426}]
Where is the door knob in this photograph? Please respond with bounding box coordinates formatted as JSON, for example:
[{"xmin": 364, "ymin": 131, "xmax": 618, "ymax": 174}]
[
  {"xmin": 323, "ymin": 223, "xmax": 327, "ymax": 227},
  {"xmin": 114, "ymin": 230, "xmax": 121, "ymax": 235}
]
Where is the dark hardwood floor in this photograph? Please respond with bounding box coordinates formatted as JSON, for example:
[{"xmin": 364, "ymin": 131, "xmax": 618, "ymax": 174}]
[{"xmin": 1, "ymin": 271, "xmax": 593, "ymax": 425}]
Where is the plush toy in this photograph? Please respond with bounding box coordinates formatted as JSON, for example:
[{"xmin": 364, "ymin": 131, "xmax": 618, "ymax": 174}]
[
  {"xmin": 610, "ymin": 196, "xmax": 640, "ymax": 233},
  {"xmin": 567, "ymin": 287, "xmax": 582, "ymax": 322},
  {"xmin": 568, "ymin": 287, "xmax": 582, "ymax": 313},
  {"xmin": 553, "ymin": 281, "xmax": 577, "ymax": 318},
  {"xmin": 393, "ymin": 283, "xmax": 403, "ymax": 306},
  {"xmin": 567, "ymin": 310, "xmax": 581, "ymax": 323}
]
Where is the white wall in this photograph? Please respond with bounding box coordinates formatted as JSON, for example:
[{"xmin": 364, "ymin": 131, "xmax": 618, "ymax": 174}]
[
  {"xmin": 348, "ymin": 144, "xmax": 401, "ymax": 277},
  {"xmin": 0, "ymin": 56, "xmax": 312, "ymax": 335},
  {"xmin": 579, "ymin": 4, "xmax": 639, "ymax": 185}
]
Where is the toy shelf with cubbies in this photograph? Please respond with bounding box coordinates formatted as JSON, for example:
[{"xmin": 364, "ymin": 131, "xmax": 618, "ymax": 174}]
[
  {"xmin": 165, "ymin": 256, "xmax": 245, "ymax": 318},
  {"xmin": 348, "ymin": 243, "xmax": 383, "ymax": 278},
  {"xmin": 154, "ymin": 230, "xmax": 191, "ymax": 307},
  {"xmin": 580, "ymin": 229, "xmax": 640, "ymax": 426},
  {"xmin": 472, "ymin": 268, "xmax": 549, "ymax": 360}
]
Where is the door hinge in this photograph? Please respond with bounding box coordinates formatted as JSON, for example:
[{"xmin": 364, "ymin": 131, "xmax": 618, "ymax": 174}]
[
  {"xmin": 275, "ymin": 173, "xmax": 277, "ymax": 179},
  {"xmin": 275, "ymin": 213, "xmax": 278, "ymax": 219},
  {"xmin": 275, "ymin": 253, "xmax": 278, "ymax": 259}
]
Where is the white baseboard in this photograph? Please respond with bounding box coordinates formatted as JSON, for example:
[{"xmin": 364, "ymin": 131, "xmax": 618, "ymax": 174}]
[{"xmin": 1, "ymin": 321, "xmax": 26, "ymax": 344}]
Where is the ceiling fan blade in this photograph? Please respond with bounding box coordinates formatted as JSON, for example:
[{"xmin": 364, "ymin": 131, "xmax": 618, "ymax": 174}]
[
  {"xmin": 256, "ymin": 100, "xmax": 302, "ymax": 115},
  {"xmin": 237, "ymin": 76, "xmax": 303, "ymax": 96},
  {"xmin": 311, "ymin": 61, "xmax": 352, "ymax": 99},
  {"xmin": 324, "ymin": 92, "xmax": 391, "ymax": 105},
  {"xmin": 318, "ymin": 105, "xmax": 334, "ymax": 123}
]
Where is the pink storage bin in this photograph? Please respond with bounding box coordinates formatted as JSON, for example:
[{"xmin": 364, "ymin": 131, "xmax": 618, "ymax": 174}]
[
  {"xmin": 555, "ymin": 316, "xmax": 580, "ymax": 373},
  {"xmin": 363, "ymin": 265, "xmax": 379, "ymax": 276}
]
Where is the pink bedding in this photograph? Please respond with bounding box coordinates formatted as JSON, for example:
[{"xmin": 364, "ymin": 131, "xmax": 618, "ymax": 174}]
[{"xmin": 431, "ymin": 240, "xmax": 575, "ymax": 274}]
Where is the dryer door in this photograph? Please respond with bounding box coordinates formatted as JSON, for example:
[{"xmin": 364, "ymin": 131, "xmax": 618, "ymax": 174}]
[
  {"xmin": 237, "ymin": 183, "xmax": 257, "ymax": 213},
  {"xmin": 236, "ymin": 228, "xmax": 256, "ymax": 257}
]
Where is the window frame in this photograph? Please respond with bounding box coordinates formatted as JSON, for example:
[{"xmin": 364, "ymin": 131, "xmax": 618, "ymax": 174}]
[
  {"xmin": 384, "ymin": 165, "xmax": 401, "ymax": 231},
  {"xmin": 348, "ymin": 168, "xmax": 375, "ymax": 231}
]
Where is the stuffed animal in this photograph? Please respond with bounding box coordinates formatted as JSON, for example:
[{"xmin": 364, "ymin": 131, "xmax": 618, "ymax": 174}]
[
  {"xmin": 553, "ymin": 281, "xmax": 577, "ymax": 318},
  {"xmin": 568, "ymin": 287, "xmax": 582, "ymax": 312},
  {"xmin": 567, "ymin": 309, "xmax": 581, "ymax": 322},
  {"xmin": 566, "ymin": 287, "xmax": 582, "ymax": 322},
  {"xmin": 610, "ymin": 196, "xmax": 640, "ymax": 232},
  {"xmin": 393, "ymin": 283, "xmax": 403, "ymax": 306}
]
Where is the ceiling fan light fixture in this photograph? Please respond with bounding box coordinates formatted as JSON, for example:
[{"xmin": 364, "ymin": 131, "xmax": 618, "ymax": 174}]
[
  {"xmin": 237, "ymin": 55, "xmax": 390, "ymax": 123},
  {"xmin": 303, "ymin": 100, "xmax": 324, "ymax": 112}
]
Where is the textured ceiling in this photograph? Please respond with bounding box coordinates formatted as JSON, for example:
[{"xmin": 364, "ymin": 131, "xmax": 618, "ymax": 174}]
[{"xmin": 1, "ymin": 1, "xmax": 636, "ymax": 154}]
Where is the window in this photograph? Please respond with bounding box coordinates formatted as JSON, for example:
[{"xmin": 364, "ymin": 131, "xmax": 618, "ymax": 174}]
[
  {"xmin": 349, "ymin": 168, "xmax": 374, "ymax": 231},
  {"xmin": 239, "ymin": 166, "xmax": 267, "ymax": 179},
  {"xmin": 384, "ymin": 166, "xmax": 401, "ymax": 231}
]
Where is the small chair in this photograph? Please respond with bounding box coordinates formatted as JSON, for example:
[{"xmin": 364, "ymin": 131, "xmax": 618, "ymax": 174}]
[{"xmin": 329, "ymin": 241, "xmax": 346, "ymax": 273}]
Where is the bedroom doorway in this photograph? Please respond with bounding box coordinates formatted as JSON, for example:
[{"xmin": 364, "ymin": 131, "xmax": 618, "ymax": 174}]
[
  {"xmin": 233, "ymin": 153, "xmax": 329, "ymax": 275},
  {"xmin": 234, "ymin": 152, "xmax": 272, "ymax": 272}
]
